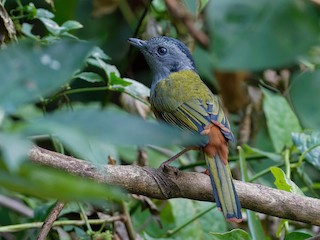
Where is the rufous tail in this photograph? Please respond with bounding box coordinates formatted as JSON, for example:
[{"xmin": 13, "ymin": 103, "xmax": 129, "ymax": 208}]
[{"xmin": 205, "ymin": 153, "xmax": 242, "ymax": 222}]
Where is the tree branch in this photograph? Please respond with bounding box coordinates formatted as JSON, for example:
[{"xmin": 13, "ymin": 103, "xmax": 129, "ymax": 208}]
[
  {"xmin": 164, "ymin": 0, "xmax": 209, "ymax": 47},
  {"xmin": 36, "ymin": 201, "xmax": 65, "ymax": 240},
  {"xmin": 29, "ymin": 147, "xmax": 320, "ymax": 226}
]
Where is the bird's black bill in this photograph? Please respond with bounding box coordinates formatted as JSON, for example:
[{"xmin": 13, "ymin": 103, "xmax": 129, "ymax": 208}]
[{"xmin": 128, "ymin": 38, "xmax": 146, "ymax": 49}]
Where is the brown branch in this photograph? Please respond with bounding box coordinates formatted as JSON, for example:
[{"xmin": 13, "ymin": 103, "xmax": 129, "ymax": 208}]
[
  {"xmin": 36, "ymin": 201, "xmax": 65, "ymax": 240},
  {"xmin": 311, "ymin": 0, "xmax": 320, "ymax": 5},
  {"xmin": 164, "ymin": 0, "xmax": 209, "ymax": 47},
  {"xmin": 29, "ymin": 147, "xmax": 320, "ymax": 226}
]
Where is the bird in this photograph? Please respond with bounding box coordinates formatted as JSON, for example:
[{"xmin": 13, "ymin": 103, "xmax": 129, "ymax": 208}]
[{"xmin": 128, "ymin": 36, "xmax": 242, "ymax": 223}]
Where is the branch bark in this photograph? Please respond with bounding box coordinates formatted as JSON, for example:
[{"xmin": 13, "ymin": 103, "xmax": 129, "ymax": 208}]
[
  {"xmin": 29, "ymin": 147, "xmax": 320, "ymax": 226},
  {"xmin": 36, "ymin": 201, "xmax": 65, "ymax": 240}
]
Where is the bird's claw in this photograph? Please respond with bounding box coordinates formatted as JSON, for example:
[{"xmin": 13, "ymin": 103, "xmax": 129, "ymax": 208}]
[{"xmin": 160, "ymin": 163, "xmax": 179, "ymax": 176}]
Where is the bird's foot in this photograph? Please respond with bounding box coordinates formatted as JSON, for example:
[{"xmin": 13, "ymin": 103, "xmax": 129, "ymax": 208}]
[
  {"xmin": 143, "ymin": 166, "xmax": 180, "ymax": 199},
  {"xmin": 202, "ymin": 169, "xmax": 210, "ymax": 176},
  {"xmin": 159, "ymin": 162, "xmax": 179, "ymax": 175}
]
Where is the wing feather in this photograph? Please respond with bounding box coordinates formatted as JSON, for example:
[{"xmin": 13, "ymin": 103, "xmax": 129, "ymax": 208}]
[{"xmin": 150, "ymin": 70, "xmax": 235, "ymax": 142}]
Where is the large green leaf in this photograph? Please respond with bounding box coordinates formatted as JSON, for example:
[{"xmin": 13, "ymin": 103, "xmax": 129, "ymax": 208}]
[
  {"xmin": 262, "ymin": 88, "xmax": 301, "ymax": 153},
  {"xmin": 0, "ymin": 133, "xmax": 32, "ymax": 171},
  {"xmin": 0, "ymin": 164, "xmax": 124, "ymax": 201},
  {"xmin": 168, "ymin": 199, "xmax": 203, "ymax": 239},
  {"xmin": 0, "ymin": 39, "xmax": 93, "ymax": 113},
  {"xmin": 167, "ymin": 199, "xmax": 225, "ymax": 239},
  {"xmin": 206, "ymin": 0, "xmax": 318, "ymax": 70},
  {"xmin": 292, "ymin": 131, "xmax": 320, "ymax": 170},
  {"xmin": 25, "ymin": 107, "xmax": 204, "ymax": 163},
  {"xmin": 290, "ymin": 71, "xmax": 320, "ymax": 130},
  {"xmin": 132, "ymin": 200, "xmax": 175, "ymax": 238}
]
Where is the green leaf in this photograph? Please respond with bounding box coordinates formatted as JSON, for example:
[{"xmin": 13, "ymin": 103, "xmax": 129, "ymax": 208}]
[
  {"xmin": 25, "ymin": 107, "xmax": 204, "ymax": 163},
  {"xmin": 86, "ymin": 58, "xmax": 120, "ymax": 78},
  {"xmin": 151, "ymin": 0, "xmax": 166, "ymax": 13},
  {"xmin": 33, "ymin": 201, "xmax": 55, "ymax": 221},
  {"xmin": 168, "ymin": 199, "xmax": 202, "ymax": 238},
  {"xmin": 121, "ymin": 78, "xmax": 150, "ymax": 100},
  {"xmin": 89, "ymin": 47, "xmax": 110, "ymax": 61},
  {"xmin": 75, "ymin": 72, "xmax": 104, "ymax": 83},
  {"xmin": 27, "ymin": 107, "xmax": 203, "ymax": 146},
  {"xmin": 39, "ymin": 17, "xmax": 63, "ymax": 35},
  {"xmin": 290, "ymin": 70, "xmax": 320, "ymax": 129},
  {"xmin": 247, "ymin": 212, "xmax": 266, "ymax": 240},
  {"xmin": 262, "ymin": 88, "xmax": 301, "ymax": 152},
  {"xmin": 166, "ymin": 199, "xmax": 224, "ymax": 239},
  {"xmin": 36, "ymin": 8, "xmax": 54, "ymax": 19},
  {"xmin": 0, "ymin": 39, "xmax": 93, "ymax": 113},
  {"xmin": 109, "ymin": 72, "xmax": 131, "ymax": 88},
  {"xmin": 0, "ymin": 164, "xmax": 124, "ymax": 201},
  {"xmin": 209, "ymin": 229, "xmax": 251, "ymax": 240},
  {"xmin": 270, "ymin": 167, "xmax": 304, "ymax": 195},
  {"xmin": 0, "ymin": 133, "xmax": 32, "ymax": 171},
  {"xmin": 292, "ymin": 131, "xmax": 320, "ymax": 170},
  {"xmin": 276, "ymin": 219, "xmax": 287, "ymax": 238},
  {"xmin": 206, "ymin": 0, "xmax": 318, "ymax": 70},
  {"xmin": 195, "ymin": 202, "xmax": 227, "ymax": 236},
  {"xmin": 242, "ymin": 144, "xmax": 281, "ymax": 162},
  {"xmin": 132, "ymin": 201, "xmax": 175, "ymax": 238},
  {"xmin": 143, "ymin": 233, "xmax": 174, "ymax": 240},
  {"xmin": 200, "ymin": 0, "xmax": 209, "ymax": 12},
  {"xmin": 61, "ymin": 20, "xmax": 83, "ymax": 31},
  {"xmin": 21, "ymin": 23, "xmax": 39, "ymax": 40},
  {"xmin": 284, "ymin": 231, "xmax": 313, "ymax": 240},
  {"xmin": 24, "ymin": 3, "xmax": 37, "ymax": 19},
  {"xmin": 85, "ymin": 48, "xmax": 117, "ymax": 79}
]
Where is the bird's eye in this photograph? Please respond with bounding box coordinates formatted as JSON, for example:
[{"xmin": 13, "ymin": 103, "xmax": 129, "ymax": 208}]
[{"xmin": 157, "ymin": 47, "xmax": 167, "ymax": 55}]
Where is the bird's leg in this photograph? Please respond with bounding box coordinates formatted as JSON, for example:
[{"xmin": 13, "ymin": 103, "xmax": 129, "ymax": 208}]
[{"xmin": 160, "ymin": 146, "xmax": 198, "ymax": 169}]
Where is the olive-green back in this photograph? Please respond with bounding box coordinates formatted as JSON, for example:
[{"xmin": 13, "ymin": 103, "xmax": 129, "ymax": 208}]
[{"xmin": 150, "ymin": 70, "xmax": 234, "ymax": 142}]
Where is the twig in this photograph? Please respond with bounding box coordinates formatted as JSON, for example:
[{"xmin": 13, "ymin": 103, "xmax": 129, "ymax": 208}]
[
  {"xmin": 36, "ymin": 201, "xmax": 65, "ymax": 240},
  {"xmin": 29, "ymin": 146, "xmax": 320, "ymax": 226},
  {"xmin": 118, "ymin": 0, "xmax": 136, "ymax": 29},
  {"xmin": 0, "ymin": 217, "xmax": 122, "ymax": 233},
  {"xmin": 78, "ymin": 203, "xmax": 93, "ymax": 234},
  {"xmin": 133, "ymin": 0, "xmax": 152, "ymax": 37},
  {"xmin": 121, "ymin": 201, "xmax": 136, "ymax": 240},
  {"xmin": 0, "ymin": 195, "xmax": 33, "ymax": 217}
]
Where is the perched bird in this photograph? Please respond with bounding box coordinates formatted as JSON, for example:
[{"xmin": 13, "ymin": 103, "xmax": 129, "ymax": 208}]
[{"xmin": 128, "ymin": 36, "xmax": 242, "ymax": 223}]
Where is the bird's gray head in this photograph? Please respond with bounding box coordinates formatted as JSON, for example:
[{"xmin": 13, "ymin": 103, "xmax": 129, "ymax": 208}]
[{"xmin": 128, "ymin": 36, "xmax": 196, "ymax": 84}]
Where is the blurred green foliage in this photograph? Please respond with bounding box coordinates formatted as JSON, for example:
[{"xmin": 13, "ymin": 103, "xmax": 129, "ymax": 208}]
[{"xmin": 0, "ymin": 0, "xmax": 319, "ymax": 239}]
